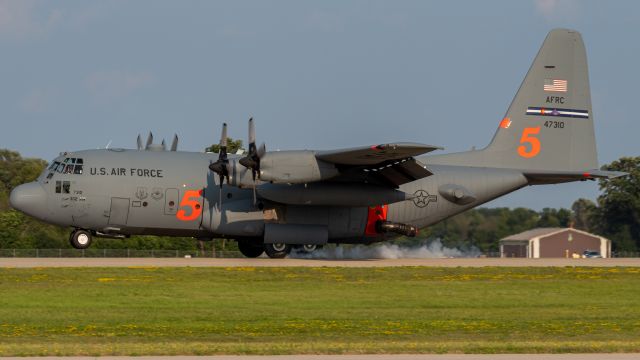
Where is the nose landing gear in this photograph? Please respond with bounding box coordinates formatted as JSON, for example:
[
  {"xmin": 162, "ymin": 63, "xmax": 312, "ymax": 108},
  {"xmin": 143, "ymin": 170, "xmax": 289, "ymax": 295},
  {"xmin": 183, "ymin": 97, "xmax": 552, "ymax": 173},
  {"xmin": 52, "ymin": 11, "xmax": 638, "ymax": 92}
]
[{"xmin": 69, "ymin": 229, "xmax": 93, "ymax": 249}]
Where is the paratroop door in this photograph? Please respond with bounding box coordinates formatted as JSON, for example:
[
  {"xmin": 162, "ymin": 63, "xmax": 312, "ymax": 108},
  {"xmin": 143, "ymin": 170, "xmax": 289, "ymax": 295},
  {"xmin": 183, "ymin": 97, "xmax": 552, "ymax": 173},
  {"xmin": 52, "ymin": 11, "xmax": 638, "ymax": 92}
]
[{"xmin": 108, "ymin": 197, "xmax": 130, "ymax": 225}]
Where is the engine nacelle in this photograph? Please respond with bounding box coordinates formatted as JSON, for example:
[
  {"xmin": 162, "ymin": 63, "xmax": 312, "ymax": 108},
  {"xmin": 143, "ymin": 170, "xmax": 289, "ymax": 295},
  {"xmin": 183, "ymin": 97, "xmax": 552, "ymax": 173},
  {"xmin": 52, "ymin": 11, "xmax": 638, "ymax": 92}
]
[{"xmin": 258, "ymin": 151, "xmax": 339, "ymax": 184}]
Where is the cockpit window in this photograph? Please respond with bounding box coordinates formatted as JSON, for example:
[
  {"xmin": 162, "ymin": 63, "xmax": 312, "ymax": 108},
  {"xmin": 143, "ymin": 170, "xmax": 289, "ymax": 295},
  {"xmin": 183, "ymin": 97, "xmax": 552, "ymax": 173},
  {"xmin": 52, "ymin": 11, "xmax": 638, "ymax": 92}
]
[{"xmin": 58, "ymin": 157, "xmax": 84, "ymax": 175}]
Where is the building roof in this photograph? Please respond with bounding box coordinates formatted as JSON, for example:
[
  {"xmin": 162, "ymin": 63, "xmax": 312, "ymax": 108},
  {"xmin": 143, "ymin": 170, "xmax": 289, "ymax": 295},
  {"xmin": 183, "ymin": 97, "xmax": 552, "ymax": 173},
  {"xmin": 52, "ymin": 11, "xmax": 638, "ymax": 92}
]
[
  {"xmin": 501, "ymin": 227, "xmax": 608, "ymax": 242},
  {"xmin": 501, "ymin": 227, "xmax": 565, "ymax": 241}
]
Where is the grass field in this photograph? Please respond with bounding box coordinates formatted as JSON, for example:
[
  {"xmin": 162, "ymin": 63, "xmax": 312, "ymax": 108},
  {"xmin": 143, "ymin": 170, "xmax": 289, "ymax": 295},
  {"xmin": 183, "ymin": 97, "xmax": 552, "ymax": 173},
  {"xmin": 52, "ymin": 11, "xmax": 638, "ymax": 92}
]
[{"xmin": 1, "ymin": 266, "xmax": 640, "ymax": 355}]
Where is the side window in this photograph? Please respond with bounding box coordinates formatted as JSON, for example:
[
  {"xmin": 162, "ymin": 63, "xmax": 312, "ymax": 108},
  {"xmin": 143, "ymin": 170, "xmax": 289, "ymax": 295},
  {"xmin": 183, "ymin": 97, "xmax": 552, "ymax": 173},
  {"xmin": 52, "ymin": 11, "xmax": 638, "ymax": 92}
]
[
  {"xmin": 62, "ymin": 181, "xmax": 70, "ymax": 194},
  {"xmin": 55, "ymin": 181, "xmax": 61, "ymax": 194},
  {"xmin": 56, "ymin": 163, "xmax": 65, "ymax": 173}
]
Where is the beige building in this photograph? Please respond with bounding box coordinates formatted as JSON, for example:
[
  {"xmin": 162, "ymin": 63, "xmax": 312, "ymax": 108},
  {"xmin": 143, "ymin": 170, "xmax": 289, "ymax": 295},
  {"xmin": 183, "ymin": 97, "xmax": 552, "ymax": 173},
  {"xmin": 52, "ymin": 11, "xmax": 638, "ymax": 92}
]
[{"xmin": 500, "ymin": 228, "xmax": 611, "ymax": 258}]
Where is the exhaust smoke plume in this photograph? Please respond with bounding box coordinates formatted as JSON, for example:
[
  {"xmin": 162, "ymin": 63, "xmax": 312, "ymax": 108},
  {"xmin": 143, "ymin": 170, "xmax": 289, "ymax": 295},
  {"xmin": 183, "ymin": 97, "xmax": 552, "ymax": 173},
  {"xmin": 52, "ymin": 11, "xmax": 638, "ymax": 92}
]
[{"xmin": 290, "ymin": 239, "xmax": 481, "ymax": 259}]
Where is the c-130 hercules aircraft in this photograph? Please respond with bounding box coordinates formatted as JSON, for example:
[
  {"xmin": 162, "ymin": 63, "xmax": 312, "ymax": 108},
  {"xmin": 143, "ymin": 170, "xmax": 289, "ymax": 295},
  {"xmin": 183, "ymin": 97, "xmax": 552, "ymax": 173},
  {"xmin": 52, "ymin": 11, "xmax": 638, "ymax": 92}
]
[{"xmin": 9, "ymin": 29, "xmax": 625, "ymax": 258}]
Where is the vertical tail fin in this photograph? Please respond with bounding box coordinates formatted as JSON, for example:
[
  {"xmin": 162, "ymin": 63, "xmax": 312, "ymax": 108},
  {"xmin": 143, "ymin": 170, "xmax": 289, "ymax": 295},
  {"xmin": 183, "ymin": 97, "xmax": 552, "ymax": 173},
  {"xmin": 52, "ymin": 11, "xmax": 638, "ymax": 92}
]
[{"xmin": 484, "ymin": 28, "xmax": 598, "ymax": 171}]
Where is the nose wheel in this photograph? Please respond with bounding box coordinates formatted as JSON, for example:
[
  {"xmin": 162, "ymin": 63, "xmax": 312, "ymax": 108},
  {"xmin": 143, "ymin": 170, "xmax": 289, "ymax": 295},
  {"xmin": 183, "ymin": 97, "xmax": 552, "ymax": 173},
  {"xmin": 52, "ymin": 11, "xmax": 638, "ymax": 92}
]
[{"xmin": 69, "ymin": 229, "xmax": 93, "ymax": 250}]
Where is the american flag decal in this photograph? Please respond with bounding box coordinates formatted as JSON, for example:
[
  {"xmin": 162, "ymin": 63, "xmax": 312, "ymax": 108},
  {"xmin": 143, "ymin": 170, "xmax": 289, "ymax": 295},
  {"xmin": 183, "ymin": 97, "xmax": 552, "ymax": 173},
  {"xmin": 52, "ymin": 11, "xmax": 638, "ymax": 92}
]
[{"xmin": 544, "ymin": 78, "xmax": 567, "ymax": 92}]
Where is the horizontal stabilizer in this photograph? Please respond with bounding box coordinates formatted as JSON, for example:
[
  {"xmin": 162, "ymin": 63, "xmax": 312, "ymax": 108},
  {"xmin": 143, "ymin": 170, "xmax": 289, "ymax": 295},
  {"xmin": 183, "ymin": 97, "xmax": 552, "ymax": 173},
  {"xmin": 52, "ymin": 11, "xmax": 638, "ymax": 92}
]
[{"xmin": 524, "ymin": 169, "xmax": 628, "ymax": 184}]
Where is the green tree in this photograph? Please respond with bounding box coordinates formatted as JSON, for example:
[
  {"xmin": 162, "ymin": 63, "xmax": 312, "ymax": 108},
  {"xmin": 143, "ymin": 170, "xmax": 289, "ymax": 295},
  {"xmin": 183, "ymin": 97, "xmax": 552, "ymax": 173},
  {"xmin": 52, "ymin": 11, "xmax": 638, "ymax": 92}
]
[
  {"xmin": 0, "ymin": 149, "xmax": 47, "ymax": 191},
  {"xmin": 571, "ymin": 198, "xmax": 597, "ymax": 231},
  {"xmin": 205, "ymin": 138, "xmax": 243, "ymax": 154},
  {"xmin": 537, "ymin": 208, "xmax": 571, "ymax": 228},
  {"xmin": 593, "ymin": 156, "xmax": 640, "ymax": 251}
]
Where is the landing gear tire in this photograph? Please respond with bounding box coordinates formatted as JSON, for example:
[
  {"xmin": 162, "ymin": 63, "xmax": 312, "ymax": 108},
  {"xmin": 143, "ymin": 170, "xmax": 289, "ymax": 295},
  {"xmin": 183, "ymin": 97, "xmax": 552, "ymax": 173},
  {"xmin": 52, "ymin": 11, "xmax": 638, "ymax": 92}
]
[
  {"xmin": 264, "ymin": 243, "xmax": 291, "ymax": 259},
  {"xmin": 237, "ymin": 240, "xmax": 265, "ymax": 258},
  {"xmin": 69, "ymin": 229, "xmax": 92, "ymax": 250},
  {"xmin": 301, "ymin": 244, "xmax": 318, "ymax": 253}
]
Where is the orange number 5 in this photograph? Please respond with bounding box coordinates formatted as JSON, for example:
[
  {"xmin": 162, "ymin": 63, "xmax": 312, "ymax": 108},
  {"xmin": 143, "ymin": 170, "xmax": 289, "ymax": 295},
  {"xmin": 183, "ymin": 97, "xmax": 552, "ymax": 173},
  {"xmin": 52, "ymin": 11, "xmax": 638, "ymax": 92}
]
[
  {"xmin": 176, "ymin": 189, "xmax": 203, "ymax": 221},
  {"xmin": 517, "ymin": 127, "xmax": 541, "ymax": 158}
]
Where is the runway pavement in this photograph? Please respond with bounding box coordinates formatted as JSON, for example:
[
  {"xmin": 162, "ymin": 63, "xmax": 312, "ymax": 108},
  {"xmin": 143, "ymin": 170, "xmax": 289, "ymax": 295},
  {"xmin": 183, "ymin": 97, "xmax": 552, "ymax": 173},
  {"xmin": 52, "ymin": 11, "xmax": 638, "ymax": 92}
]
[
  {"xmin": 2, "ymin": 355, "xmax": 639, "ymax": 360},
  {"xmin": 1, "ymin": 257, "xmax": 640, "ymax": 268}
]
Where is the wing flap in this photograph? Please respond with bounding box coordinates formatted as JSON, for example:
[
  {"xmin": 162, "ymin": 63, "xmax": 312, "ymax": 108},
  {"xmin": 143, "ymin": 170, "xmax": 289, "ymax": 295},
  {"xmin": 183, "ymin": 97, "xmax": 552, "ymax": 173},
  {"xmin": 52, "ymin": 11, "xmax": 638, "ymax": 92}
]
[{"xmin": 336, "ymin": 157, "xmax": 433, "ymax": 187}]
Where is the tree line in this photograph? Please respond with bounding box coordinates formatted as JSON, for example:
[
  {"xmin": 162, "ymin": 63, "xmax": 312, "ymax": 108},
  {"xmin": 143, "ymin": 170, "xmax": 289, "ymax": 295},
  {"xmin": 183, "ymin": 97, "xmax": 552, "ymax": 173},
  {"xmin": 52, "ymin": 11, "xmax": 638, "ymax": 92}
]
[{"xmin": 0, "ymin": 147, "xmax": 638, "ymax": 253}]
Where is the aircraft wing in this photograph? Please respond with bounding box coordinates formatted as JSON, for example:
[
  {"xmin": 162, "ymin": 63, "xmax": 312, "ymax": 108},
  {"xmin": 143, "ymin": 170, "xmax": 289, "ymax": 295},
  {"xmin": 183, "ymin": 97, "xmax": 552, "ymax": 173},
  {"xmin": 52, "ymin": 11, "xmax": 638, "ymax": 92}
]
[
  {"xmin": 316, "ymin": 142, "xmax": 442, "ymax": 165},
  {"xmin": 316, "ymin": 142, "xmax": 442, "ymax": 187}
]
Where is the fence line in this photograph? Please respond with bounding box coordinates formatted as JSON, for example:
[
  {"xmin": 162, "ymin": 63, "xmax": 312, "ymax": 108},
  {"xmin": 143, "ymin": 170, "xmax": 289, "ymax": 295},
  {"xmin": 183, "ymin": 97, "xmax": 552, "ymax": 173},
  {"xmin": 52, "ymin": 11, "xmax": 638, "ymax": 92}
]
[
  {"xmin": 0, "ymin": 249, "xmax": 636, "ymax": 258},
  {"xmin": 0, "ymin": 248, "xmax": 243, "ymax": 258}
]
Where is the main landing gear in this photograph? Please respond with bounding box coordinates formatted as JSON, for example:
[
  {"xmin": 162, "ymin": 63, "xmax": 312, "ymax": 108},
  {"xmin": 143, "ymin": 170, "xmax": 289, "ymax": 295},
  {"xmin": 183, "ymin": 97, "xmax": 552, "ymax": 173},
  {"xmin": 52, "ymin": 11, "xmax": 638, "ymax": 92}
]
[
  {"xmin": 264, "ymin": 243, "xmax": 291, "ymax": 259},
  {"xmin": 237, "ymin": 240, "xmax": 296, "ymax": 259},
  {"xmin": 237, "ymin": 240, "xmax": 265, "ymax": 258},
  {"xmin": 237, "ymin": 242, "xmax": 323, "ymax": 258},
  {"xmin": 69, "ymin": 229, "xmax": 93, "ymax": 249}
]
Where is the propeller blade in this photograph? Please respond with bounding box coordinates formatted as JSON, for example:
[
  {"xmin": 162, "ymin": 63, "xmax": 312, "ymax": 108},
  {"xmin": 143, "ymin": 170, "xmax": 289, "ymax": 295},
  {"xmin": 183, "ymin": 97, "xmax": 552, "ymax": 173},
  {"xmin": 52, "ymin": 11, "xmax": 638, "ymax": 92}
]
[
  {"xmin": 253, "ymin": 181, "xmax": 257, "ymax": 205},
  {"xmin": 221, "ymin": 123, "xmax": 228, "ymax": 149},
  {"xmin": 146, "ymin": 132, "xmax": 153, "ymax": 150},
  {"xmin": 170, "ymin": 134, "xmax": 178, "ymax": 151},
  {"xmin": 248, "ymin": 117, "xmax": 255, "ymax": 146},
  {"xmin": 161, "ymin": 139, "xmax": 166, "ymax": 151},
  {"xmin": 137, "ymin": 134, "xmax": 143, "ymax": 150}
]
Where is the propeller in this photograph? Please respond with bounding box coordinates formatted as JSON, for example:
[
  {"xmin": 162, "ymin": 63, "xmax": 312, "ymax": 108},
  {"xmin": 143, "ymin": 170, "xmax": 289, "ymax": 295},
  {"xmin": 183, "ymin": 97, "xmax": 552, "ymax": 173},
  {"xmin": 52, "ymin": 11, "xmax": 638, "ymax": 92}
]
[
  {"xmin": 136, "ymin": 134, "xmax": 143, "ymax": 150},
  {"xmin": 238, "ymin": 117, "xmax": 265, "ymax": 204},
  {"xmin": 208, "ymin": 123, "xmax": 232, "ymax": 205}
]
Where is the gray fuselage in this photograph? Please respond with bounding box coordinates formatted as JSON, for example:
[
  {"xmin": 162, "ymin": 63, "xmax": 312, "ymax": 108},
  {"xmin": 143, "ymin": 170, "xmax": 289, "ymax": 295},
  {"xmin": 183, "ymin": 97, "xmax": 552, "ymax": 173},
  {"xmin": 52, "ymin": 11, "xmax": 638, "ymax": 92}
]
[{"xmin": 17, "ymin": 148, "xmax": 528, "ymax": 244}]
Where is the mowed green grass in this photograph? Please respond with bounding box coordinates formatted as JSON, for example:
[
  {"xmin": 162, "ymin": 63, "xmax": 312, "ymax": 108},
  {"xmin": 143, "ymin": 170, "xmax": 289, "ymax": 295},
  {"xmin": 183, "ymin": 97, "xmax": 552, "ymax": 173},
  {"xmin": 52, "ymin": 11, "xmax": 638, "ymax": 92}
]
[{"xmin": 1, "ymin": 266, "xmax": 640, "ymax": 355}]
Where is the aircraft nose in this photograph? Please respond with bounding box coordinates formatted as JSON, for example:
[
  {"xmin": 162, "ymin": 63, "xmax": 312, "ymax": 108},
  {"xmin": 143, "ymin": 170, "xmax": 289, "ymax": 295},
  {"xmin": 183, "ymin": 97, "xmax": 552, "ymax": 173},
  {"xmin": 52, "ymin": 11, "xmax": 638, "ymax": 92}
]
[{"xmin": 10, "ymin": 182, "xmax": 47, "ymax": 218}]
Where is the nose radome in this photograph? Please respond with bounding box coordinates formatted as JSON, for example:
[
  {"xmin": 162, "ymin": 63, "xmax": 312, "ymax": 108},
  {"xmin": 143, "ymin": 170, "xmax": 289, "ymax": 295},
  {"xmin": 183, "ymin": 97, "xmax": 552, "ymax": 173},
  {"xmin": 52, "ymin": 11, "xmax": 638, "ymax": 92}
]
[{"xmin": 10, "ymin": 182, "xmax": 47, "ymax": 219}]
